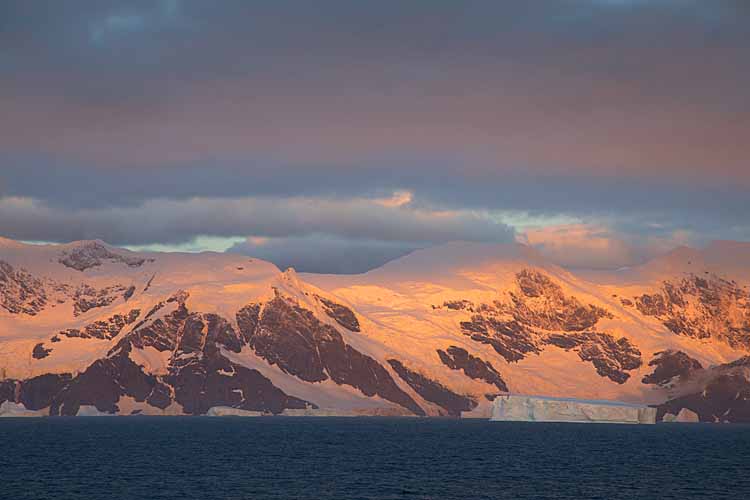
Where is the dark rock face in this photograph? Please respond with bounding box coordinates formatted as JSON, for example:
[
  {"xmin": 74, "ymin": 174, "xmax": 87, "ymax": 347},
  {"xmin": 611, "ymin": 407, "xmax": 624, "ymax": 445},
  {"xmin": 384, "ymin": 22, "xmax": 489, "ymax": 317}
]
[
  {"xmin": 658, "ymin": 374, "xmax": 750, "ymax": 423},
  {"xmin": 442, "ymin": 300, "xmax": 472, "ymax": 311},
  {"xmin": 72, "ymin": 284, "xmax": 131, "ymax": 316},
  {"xmin": 145, "ymin": 310, "xmax": 311, "ymax": 416},
  {"xmin": 51, "ymin": 346, "xmax": 169, "ymax": 416},
  {"xmin": 123, "ymin": 286, "xmax": 136, "ymax": 301},
  {"xmin": 0, "ymin": 379, "xmax": 16, "ymax": 404},
  {"xmin": 144, "ymin": 301, "xmax": 166, "ymax": 320},
  {"xmin": 545, "ymin": 332, "xmax": 642, "ymax": 384},
  {"xmin": 239, "ymin": 296, "xmax": 424, "ymax": 415},
  {"xmin": 19, "ymin": 374, "xmax": 73, "ymax": 411},
  {"xmin": 655, "ymin": 356, "xmax": 750, "ymax": 423},
  {"xmin": 59, "ymin": 309, "xmax": 140, "ymax": 340},
  {"xmin": 510, "ymin": 270, "xmax": 612, "ymax": 331},
  {"xmin": 318, "ymin": 296, "xmax": 361, "ymax": 332},
  {"xmin": 450, "ymin": 269, "xmax": 616, "ymax": 365},
  {"xmin": 460, "ymin": 317, "xmax": 540, "ymax": 362},
  {"xmin": 143, "ymin": 274, "xmax": 156, "ymax": 292},
  {"xmin": 642, "ymin": 350, "xmax": 703, "ymax": 387},
  {"xmin": 3, "ymin": 295, "xmax": 315, "ymax": 416},
  {"xmin": 2, "ymin": 254, "xmax": 147, "ymax": 318},
  {"xmin": 126, "ymin": 302, "xmax": 189, "ymax": 352},
  {"xmin": 437, "ymin": 346, "xmax": 508, "ymax": 392},
  {"xmin": 203, "ymin": 313, "xmax": 244, "ymax": 354},
  {"xmin": 244, "ymin": 297, "xmax": 328, "ymax": 382},
  {"xmin": 236, "ymin": 304, "xmax": 261, "ymax": 344},
  {"xmin": 32, "ymin": 343, "xmax": 52, "ymax": 359},
  {"xmin": 635, "ymin": 294, "xmax": 670, "ymax": 317},
  {"xmin": 58, "ymin": 242, "xmax": 151, "ymax": 271},
  {"xmin": 515, "ymin": 269, "xmax": 550, "ymax": 298},
  {"xmin": 0, "ymin": 260, "xmax": 48, "ymax": 315},
  {"xmin": 724, "ymin": 356, "xmax": 750, "ymax": 369},
  {"xmin": 442, "ymin": 270, "xmax": 644, "ymax": 384},
  {"xmin": 634, "ymin": 274, "xmax": 750, "ymax": 350},
  {"xmin": 167, "ymin": 347, "xmax": 309, "ymax": 416},
  {"xmin": 387, "ymin": 359, "xmax": 476, "ymax": 417},
  {"xmin": 114, "ymin": 296, "xmax": 311, "ymax": 415}
]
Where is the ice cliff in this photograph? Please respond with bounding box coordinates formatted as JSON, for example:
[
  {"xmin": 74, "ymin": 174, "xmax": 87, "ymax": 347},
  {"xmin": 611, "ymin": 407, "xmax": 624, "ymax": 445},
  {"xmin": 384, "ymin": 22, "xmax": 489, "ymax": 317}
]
[{"xmin": 490, "ymin": 395, "xmax": 656, "ymax": 424}]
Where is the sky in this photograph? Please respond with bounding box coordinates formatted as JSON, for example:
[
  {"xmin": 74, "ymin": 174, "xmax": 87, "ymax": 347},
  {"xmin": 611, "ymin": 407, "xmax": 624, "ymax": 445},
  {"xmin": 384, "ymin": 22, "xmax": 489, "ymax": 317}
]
[{"xmin": 1, "ymin": 0, "xmax": 748, "ymax": 273}]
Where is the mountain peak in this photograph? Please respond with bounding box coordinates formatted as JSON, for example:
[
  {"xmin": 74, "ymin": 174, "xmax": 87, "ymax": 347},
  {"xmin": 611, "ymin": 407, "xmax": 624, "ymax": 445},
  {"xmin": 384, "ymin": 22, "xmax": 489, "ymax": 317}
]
[{"xmin": 370, "ymin": 241, "xmax": 549, "ymax": 276}]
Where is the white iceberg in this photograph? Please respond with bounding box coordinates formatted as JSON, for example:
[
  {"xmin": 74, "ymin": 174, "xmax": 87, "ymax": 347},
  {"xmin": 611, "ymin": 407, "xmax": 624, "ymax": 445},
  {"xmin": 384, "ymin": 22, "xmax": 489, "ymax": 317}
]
[{"xmin": 490, "ymin": 394, "xmax": 656, "ymax": 424}]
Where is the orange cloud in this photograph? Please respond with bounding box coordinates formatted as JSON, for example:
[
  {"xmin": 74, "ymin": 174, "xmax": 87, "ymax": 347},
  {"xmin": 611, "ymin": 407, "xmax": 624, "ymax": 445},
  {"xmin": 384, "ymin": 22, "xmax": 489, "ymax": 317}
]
[{"xmin": 519, "ymin": 224, "xmax": 694, "ymax": 269}]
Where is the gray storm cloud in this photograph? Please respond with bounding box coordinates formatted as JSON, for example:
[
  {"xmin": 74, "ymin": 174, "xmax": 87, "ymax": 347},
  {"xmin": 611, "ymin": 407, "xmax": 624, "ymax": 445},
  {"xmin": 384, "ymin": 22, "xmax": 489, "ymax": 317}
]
[
  {"xmin": 0, "ymin": 0, "xmax": 748, "ymax": 271},
  {"xmin": 228, "ymin": 236, "xmax": 423, "ymax": 275},
  {"xmin": 0, "ymin": 196, "xmax": 515, "ymax": 248}
]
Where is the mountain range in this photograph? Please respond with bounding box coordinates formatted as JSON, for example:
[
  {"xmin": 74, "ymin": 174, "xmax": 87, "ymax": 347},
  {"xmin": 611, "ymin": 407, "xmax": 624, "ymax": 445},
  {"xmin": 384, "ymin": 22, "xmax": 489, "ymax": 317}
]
[{"xmin": 1, "ymin": 236, "xmax": 749, "ymax": 422}]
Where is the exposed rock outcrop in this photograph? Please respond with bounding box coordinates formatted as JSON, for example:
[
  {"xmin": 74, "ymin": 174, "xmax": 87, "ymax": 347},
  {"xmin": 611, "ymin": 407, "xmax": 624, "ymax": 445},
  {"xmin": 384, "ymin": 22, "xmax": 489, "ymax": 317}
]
[
  {"xmin": 317, "ymin": 296, "xmax": 360, "ymax": 332},
  {"xmin": 164, "ymin": 312, "xmax": 309, "ymax": 415},
  {"xmin": 642, "ymin": 350, "xmax": 703, "ymax": 387},
  {"xmin": 459, "ymin": 317, "xmax": 540, "ymax": 362},
  {"xmin": 447, "ymin": 270, "xmax": 641, "ymax": 383},
  {"xmin": 4, "ymin": 298, "xmax": 314, "ymax": 416},
  {"xmin": 437, "ymin": 346, "xmax": 508, "ymax": 391},
  {"xmin": 545, "ymin": 332, "xmax": 642, "ymax": 384},
  {"xmin": 658, "ymin": 374, "xmax": 750, "ymax": 423},
  {"xmin": 387, "ymin": 359, "xmax": 476, "ymax": 417},
  {"xmin": 50, "ymin": 345, "xmax": 171, "ymax": 416},
  {"xmin": 17, "ymin": 374, "xmax": 73, "ymax": 411},
  {"xmin": 442, "ymin": 300, "xmax": 473, "ymax": 311},
  {"xmin": 32, "ymin": 343, "xmax": 52, "ymax": 359},
  {"xmin": 656, "ymin": 356, "xmax": 750, "ymax": 423},
  {"xmin": 451, "ymin": 269, "xmax": 619, "ymax": 368},
  {"xmin": 58, "ymin": 309, "xmax": 141, "ymax": 340},
  {"xmin": 0, "ymin": 260, "xmax": 48, "ymax": 315},
  {"xmin": 635, "ymin": 274, "xmax": 750, "ymax": 350},
  {"xmin": 240, "ymin": 296, "xmax": 424, "ymax": 415},
  {"xmin": 58, "ymin": 242, "xmax": 151, "ymax": 271},
  {"xmin": 72, "ymin": 284, "xmax": 131, "ymax": 316},
  {"xmin": 510, "ymin": 270, "xmax": 612, "ymax": 331}
]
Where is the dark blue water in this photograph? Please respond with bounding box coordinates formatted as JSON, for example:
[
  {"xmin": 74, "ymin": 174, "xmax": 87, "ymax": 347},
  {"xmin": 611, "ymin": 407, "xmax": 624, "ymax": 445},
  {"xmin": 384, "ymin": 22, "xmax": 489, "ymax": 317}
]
[{"xmin": 1, "ymin": 418, "xmax": 749, "ymax": 500}]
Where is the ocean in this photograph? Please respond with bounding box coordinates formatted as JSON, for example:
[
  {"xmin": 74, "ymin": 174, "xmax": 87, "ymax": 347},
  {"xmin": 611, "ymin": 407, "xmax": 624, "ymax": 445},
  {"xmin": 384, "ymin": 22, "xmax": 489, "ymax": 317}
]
[{"xmin": 1, "ymin": 417, "xmax": 748, "ymax": 500}]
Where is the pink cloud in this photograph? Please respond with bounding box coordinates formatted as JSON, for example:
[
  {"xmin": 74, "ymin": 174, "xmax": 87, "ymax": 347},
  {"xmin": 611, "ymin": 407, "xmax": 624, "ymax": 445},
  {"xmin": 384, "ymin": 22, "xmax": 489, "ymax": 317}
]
[{"xmin": 519, "ymin": 223, "xmax": 694, "ymax": 269}]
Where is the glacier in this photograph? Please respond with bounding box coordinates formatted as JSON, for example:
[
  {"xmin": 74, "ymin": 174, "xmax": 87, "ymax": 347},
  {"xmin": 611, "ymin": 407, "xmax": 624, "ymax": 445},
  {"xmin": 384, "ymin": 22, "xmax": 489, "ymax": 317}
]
[{"xmin": 490, "ymin": 394, "xmax": 656, "ymax": 424}]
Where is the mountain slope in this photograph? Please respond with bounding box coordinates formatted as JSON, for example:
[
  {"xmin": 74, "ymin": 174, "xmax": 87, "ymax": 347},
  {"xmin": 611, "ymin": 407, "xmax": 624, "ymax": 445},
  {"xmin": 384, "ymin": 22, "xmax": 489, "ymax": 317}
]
[{"xmin": 2, "ymin": 238, "xmax": 749, "ymax": 421}]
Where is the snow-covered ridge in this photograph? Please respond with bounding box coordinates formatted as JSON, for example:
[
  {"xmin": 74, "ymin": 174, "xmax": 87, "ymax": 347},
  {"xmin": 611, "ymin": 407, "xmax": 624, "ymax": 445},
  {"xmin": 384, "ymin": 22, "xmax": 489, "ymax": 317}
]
[{"xmin": 1, "ymin": 237, "xmax": 749, "ymax": 421}]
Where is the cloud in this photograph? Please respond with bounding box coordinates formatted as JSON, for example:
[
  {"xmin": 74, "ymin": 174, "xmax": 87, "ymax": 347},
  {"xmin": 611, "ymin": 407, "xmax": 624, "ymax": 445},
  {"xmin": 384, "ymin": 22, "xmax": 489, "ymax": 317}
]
[
  {"xmin": 228, "ymin": 235, "xmax": 420, "ymax": 274},
  {"xmin": 0, "ymin": 193, "xmax": 514, "ymax": 247},
  {"xmin": 0, "ymin": 193, "xmax": 516, "ymax": 272},
  {"xmin": 1, "ymin": 162, "xmax": 748, "ymax": 228},
  {"xmin": 519, "ymin": 223, "xmax": 696, "ymax": 269},
  {"xmin": 1, "ymin": 1, "xmax": 748, "ymax": 181},
  {"xmin": 0, "ymin": 0, "xmax": 748, "ymax": 268},
  {"xmin": 374, "ymin": 190, "xmax": 414, "ymax": 208}
]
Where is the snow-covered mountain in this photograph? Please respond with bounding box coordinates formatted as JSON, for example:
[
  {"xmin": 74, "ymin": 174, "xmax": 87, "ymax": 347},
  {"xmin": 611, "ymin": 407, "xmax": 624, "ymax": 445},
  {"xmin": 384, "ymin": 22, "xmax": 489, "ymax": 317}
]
[{"xmin": 1, "ymin": 237, "xmax": 749, "ymax": 422}]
